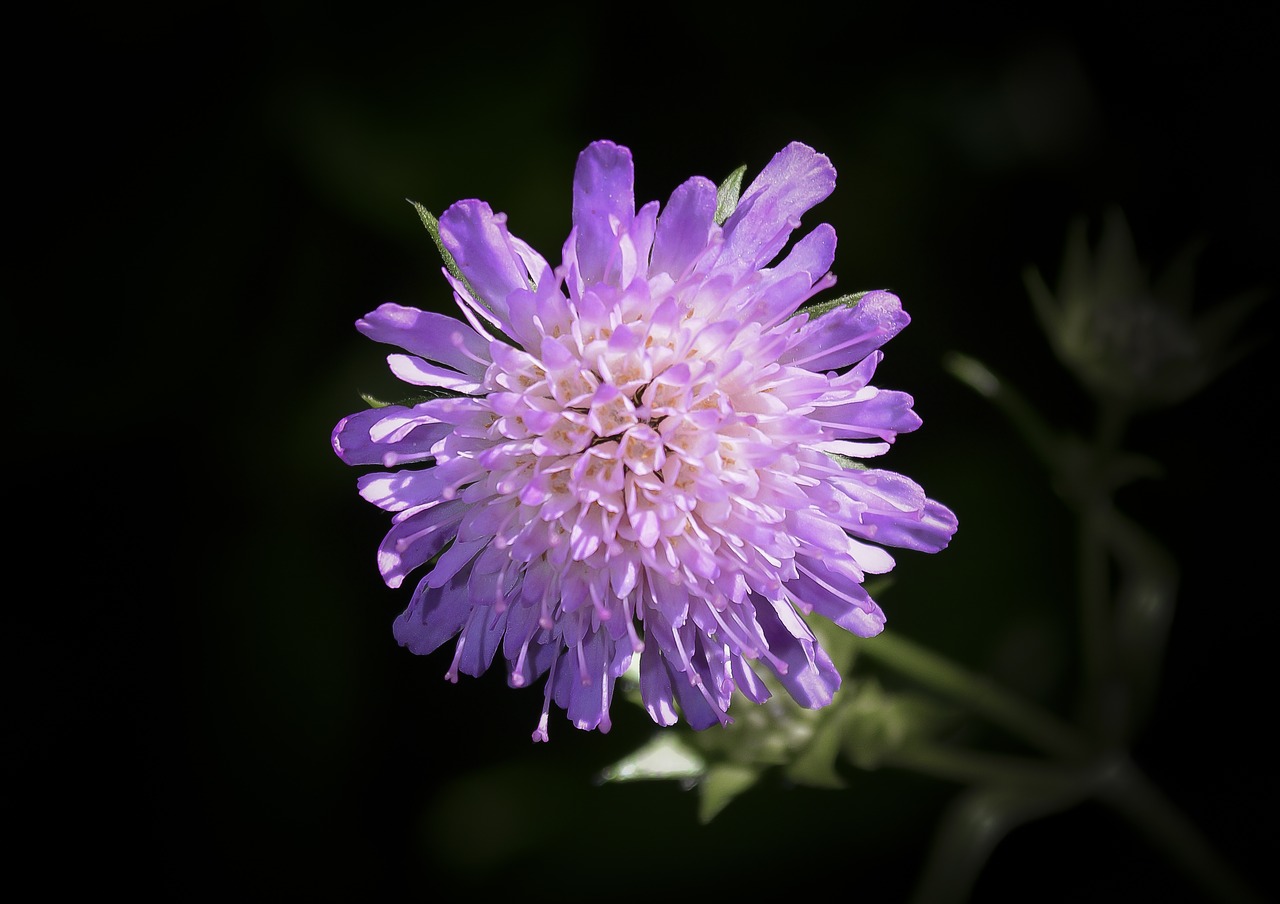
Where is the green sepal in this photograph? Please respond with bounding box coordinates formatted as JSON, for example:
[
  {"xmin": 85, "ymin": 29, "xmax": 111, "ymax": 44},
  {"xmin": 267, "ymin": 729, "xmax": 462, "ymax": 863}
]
[
  {"xmin": 360, "ymin": 392, "xmax": 394, "ymax": 409},
  {"xmin": 837, "ymin": 677, "xmax": 956, "ymax": 771},
  {"xmin": 409, "ymin": 200, "xmax": 467, "ymax": 285},
  {"xmin": 715, "ymin": 165, "xmax": 747, "ymax": 225},
  {"xmin": 784, "ymin": 706, "xmax": 849, "ymax": 789},
  {"xmin": 408, "ymin": 198, "xmax": 526, "ymax": 350},
  {"xmin": 597, "ymin": 733, "xmax": 707, "ymax": 785},
  {"xmin": 697, "ymin": 762, "xmax": 762, "ymax": 823},
  {"xmin": 823, "ymin": 451, "xmax": 869, "ymax": 471},
  {"xmin": 409, "ymin": 199, "xmax": 498, "ymax": 315},
  {"xmin": 359, "ymin": 387, "xmax": 467, "ymax": 409},
  {"xmin": 798, "ymin": 290, "xmax": 872, "ymax": 321}
]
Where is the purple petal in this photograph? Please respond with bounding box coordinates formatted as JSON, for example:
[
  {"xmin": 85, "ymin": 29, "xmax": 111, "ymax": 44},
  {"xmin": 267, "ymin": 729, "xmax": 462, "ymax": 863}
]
[
  {"xmin": 438, "ymin": 200, "xmax": 529, "ymax": 322},
  {"xmin": 506, "ymin": 275, "xmax": 571, "ymax": 351},
  {"xmin": 815, "ymin": 389, "xmax": 923, "ymax": 441},
  {"xmin": 552, "ymin": 630, "xmax": 616, "ymax": 733},
  {"xmin": 786, "ymin": 507, "xmax": 855, "ymax": 556},
  {"xmin": 393, "ymin": 568, "xmax": 476, "ymax": 656},
  {"xmin": 756, "ymin": 596, "xmax": 842, "ymax": 708},
  {"xmin": 639, "ymin": 637, "xmax": 680, "ymax": 726},
  {"xmin": 425, "ymin": 536, "xmax": 489, "ymax": 588},
  {"xmin": 385, "ymin": 354, "xmax": 484, "ymax": 393},
  {"xmin": 357, "ymin": 468, "xmax": 445, "ymax": 512},
  {"xmin": 331, "ymin": 405, "xmax": 449, "ymax": 467},
  {"xmin": 666, "ymin": 658, "xmax": 725, "ymax": 730},
  {"xmin": 502, "ymin": 597, "xmax": 549, "ymax": 688},
  {"xmin": 769, "ymin": 222, "xmax": 837, "ymax": 285},
  {"xmin": 355, "ymin": 303, "xmax": 491, "ymax": 379},
  {"xmin": 376, "ymin": 499, "xmax": 466, "ymax": 588},
  {"xmin": 452, "ymin": 604, "xmax": 509, "ymax": 679},
  {"xmin": 781, "ymin": 290, "xmax": 911, "ymax": 372},
  {"xmin": 791, "ymin": 556, "xmax": 887, "ymax": 638},
  {"xmin": 651, "ymin": 176, "xmax": 718, "ymax": 279},
  {"xmin": 731, "ymin": 656, "xmax": 772, "ymax": 704},
  {"xmin": 571, "ymin": 140, "xmax": 635, "ymax": 287},
  {"xmin": 857, "ymin": 496, "xmax": 959, "ymax": 554},
  {"xmin": 720, "ymin": 142, "xmax": 836, "ymax": 271},
  {"xmin": 743, "ymin": 271, "xmax": 825, "ymax": 331}
]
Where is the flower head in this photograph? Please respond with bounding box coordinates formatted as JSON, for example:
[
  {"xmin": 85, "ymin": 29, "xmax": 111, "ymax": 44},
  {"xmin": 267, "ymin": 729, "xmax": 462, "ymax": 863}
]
[{"xmin": 332, "ymin": 140, "xmax": 956, "ymax": 741}]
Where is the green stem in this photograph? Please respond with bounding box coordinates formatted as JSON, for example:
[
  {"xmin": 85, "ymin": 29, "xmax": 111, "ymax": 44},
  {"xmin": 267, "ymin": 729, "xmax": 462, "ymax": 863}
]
[
  {"xmin": 1077, "ymin": 500, "xmax": 1112, "ymax": 737},
  {"xmin": 1073, "ymin": 398, "xmax": 1130, "ymax": 743},
  {"xmin": 1100, "ymin": 757, "xmax": 1268, "ymax": 904},
  {"xmin": 885, "ymin": 743, "xmax": 1086, "ymax": 793},
  {"xmin": 894, "ymin": 746, "xmax": 1266, "ymax": 904},
  {"xmin": 858, "ymin": 631, "xmax": 1087, "ymax": 760}
]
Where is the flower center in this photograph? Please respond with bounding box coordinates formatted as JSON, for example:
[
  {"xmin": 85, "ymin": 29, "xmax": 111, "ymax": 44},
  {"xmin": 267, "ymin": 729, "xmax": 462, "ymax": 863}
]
[{"xmin": 470, "ymin": 309, "xmax": 798, "ymax": 600}]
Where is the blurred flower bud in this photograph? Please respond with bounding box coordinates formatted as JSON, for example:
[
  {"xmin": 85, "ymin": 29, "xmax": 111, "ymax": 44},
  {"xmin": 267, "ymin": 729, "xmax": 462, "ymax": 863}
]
[{"xmin": 1024, "ymin": 206, "xmax": 1265, "ymax": 411}]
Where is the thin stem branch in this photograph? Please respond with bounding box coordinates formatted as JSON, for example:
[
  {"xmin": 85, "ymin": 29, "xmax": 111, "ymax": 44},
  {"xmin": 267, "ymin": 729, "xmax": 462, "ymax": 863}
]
[
  {"xmin": 885, "ymin": 743, "xmax": 1086, "ymax": 793},
  {"xmin": 1073, "ymin": 398, "xmax": 1130, "ymax": 743},
  {"xmin": 1076, "ymin": 501, "xmax": 1112, "ymax": 737},
  {"xmin": 857, "ymin": 631, "xmax": 1088, "ymax": 760},
  {"xmin": 1100, "ymin": 758, "xmax": 1269, "ymax": 904}
]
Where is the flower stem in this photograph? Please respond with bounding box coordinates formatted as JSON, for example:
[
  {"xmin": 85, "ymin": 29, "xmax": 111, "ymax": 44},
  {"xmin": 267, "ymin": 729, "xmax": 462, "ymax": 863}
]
[
  {"xmin": 1076, "ymin": 500, "xmax": 1112, "ymax": 737},
  {"xmin": 893, "ymin": 745, "xmax": 1266, "ymax": 904},
  {"xmin": 1099, "ymin": 757, "xmax": 1269, "ymax": 904},
  {"xmin": 1073, "ymin": 398, "xmax": 1130, "ymax": 743},
  {"xmin": 857, "ymin": 631, "xmax": 1087, "ymax": 760},
  {"xmin": 885, "ymin": 742, "xmax": 1086, "ymax": 792}
]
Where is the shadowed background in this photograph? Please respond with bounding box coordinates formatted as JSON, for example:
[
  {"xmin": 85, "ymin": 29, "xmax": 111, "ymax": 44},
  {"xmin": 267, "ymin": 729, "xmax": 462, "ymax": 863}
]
[{"xmin": 21, "ymin": 2, "xmax": 1276, "ymax": 899}]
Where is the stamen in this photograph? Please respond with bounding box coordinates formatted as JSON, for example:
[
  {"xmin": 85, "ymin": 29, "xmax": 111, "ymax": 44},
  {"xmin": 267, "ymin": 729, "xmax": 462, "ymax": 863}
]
[
  {"xmin": 588, "ymin": 577, "xmax": 613, "ymax": 622},
  {"xmin": 621, "ymin": 594, "xmax": 644, "ymax": 653},
  {"xmin": 510, "ymin": 636, "xmax": 531, "ymax": 687},
  {"xmin": 705, "ymin": 602, "xmax": 758, "ymax": 659},
  {"xmin": 576, "ymin": 640, "xmax": 591, "ymax": 687},
  {"xmin": 444, "ymin": 607, "xmax": 481, "ymax": 683},
  {"xmin": 532, "ymin": 655, "xmax": 558, "ymax": 743},
  {"xmin": 796, "ymin": 560, "xmax": 864, "ymax": 606},
  {"xmin": 785, "ymin": 331, "xmax": 873, "ymax": 370}
]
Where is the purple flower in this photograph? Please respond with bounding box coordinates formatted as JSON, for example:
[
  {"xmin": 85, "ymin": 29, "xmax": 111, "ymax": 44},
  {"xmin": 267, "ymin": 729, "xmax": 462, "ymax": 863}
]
[{"xmin": 332, "ymin": 140, "xmax": 957, "ymax": 741}]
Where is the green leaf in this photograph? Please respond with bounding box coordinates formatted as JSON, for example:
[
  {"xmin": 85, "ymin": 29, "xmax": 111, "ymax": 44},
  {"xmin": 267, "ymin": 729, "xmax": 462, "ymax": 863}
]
[
  {"xmin": 597, "ymin": 733, "xmax": 707, "ymax": 785},
  {"xmin": 697, "ymin": 763, "xmax": 761, "ymax": 823},
  {"xmin": 714, "ymin": 165, "xmax": 747, "ymax": 225},
  {"xmin": 784, "ymin": 709, "xmax": 848, "ymax": 789}
]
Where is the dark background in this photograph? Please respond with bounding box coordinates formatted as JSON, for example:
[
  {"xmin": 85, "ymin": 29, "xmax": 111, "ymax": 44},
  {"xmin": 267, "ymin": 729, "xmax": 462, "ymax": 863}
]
[{"xmin": 18, "ymin": 2, "xmax": 1276, "ymax": 900}]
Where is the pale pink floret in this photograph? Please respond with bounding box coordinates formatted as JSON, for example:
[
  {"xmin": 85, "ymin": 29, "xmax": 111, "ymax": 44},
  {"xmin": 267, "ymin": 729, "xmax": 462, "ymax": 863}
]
[{"xmin": 332, "ymin": 140, "xmax": 957, "ymax": 740}]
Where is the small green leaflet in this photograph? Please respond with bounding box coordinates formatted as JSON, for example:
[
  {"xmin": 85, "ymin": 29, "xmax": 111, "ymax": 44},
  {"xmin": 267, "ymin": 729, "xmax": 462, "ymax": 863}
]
[
  {"xmin": 714, "ymin": 165, "xmax": 747, "ymax": 226},
  {"xmin": 359, "ymin": 387, "xmax": 465, "ymax": 409},
  {"xmin": 824, "ymin": 451, "xmax": 869, "ymax": 471},
  {"xmin": 407, "ymin": 198, "xmax": 522, "ymax": 348},
  {"xmin": 798, "ymin": 290, "xmax": 872, "ymax": 320},
  {"xmin": 409, "ymin": 200, "xmax": 467, "ymax": 285}
]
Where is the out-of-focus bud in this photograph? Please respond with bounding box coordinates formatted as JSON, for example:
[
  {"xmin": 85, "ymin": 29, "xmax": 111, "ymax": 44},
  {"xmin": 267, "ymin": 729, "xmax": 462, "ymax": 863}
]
[{"xmin": 1024, "ymin": 206, "xmax": 1266, "ymax": 411}]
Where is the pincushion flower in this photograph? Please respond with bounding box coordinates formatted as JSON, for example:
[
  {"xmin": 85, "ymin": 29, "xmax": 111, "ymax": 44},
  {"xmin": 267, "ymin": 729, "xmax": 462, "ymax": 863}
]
[{"xmin": 332, "ymin": 140, "xmax": 956, "ymax": 741}]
